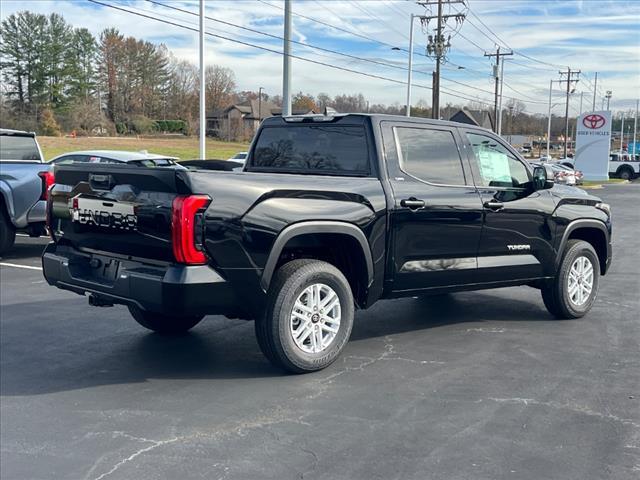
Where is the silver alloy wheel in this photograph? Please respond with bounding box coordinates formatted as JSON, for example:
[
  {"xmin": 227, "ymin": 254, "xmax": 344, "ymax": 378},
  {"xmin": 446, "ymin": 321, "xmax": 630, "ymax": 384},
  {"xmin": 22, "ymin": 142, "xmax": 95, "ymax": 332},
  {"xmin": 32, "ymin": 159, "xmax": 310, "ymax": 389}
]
[
  {"xmin": 290, "ymin": 283, "xmax": 341, "ymax": 354},
  {"xmin": 567, "ymin": 256, "xmax": 594, "ymax": 306}
]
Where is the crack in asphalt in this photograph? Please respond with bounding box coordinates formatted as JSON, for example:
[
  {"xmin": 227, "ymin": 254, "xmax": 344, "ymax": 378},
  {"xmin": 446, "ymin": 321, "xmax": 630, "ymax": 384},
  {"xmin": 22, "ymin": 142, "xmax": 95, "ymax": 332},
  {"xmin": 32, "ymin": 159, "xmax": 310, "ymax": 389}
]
[{"xmin": 482, "ymin": 397, "xmax": 640, "ymax": 429}]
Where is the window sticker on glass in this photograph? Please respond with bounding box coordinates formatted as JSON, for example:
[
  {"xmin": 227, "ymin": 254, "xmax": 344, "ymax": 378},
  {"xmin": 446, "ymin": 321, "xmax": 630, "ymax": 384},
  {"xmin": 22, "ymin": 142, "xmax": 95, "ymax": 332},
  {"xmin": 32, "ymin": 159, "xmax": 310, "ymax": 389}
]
[
  {"xmin": 89, "ymin": 156, "xmax": 101, "ymax": 163},
  {"xmin": 477, "ymin": 148, "xmax": 511, "ymax": 183}
]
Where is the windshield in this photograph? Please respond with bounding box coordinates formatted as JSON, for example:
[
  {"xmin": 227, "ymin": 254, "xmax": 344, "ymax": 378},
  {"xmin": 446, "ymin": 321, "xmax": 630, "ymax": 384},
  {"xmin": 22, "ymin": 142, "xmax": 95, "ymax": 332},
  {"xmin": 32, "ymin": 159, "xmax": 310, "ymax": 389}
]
[{"xmin": 0, "ymin": 135, "xmax": 41, "ymax": 161}]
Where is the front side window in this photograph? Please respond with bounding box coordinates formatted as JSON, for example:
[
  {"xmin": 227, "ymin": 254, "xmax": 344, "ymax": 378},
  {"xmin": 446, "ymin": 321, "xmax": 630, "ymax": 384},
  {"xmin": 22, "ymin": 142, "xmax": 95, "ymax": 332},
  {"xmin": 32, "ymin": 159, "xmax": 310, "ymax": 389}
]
[
  {"xmin": 394, "ymin": 127, "xmax": 466, "ymax": 185},
  {"xmin": 465, "ymin": 132, "xmax": 530, "ymax": 188},
  {"xmin": 252, "ymin": 125, "xmax": 369, "ymax": 175}
]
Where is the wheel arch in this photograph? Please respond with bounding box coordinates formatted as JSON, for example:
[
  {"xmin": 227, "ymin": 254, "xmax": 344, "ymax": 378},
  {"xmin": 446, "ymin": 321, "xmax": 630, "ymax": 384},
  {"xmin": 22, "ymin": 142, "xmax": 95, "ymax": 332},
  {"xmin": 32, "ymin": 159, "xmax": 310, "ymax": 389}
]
[
  {"xmin": 557, "ymin": 220, "xmax": 610, "ymax": 275},
  {"xmin": 260, "ymin": 221, "xmax": 374, "ymax": 304}
]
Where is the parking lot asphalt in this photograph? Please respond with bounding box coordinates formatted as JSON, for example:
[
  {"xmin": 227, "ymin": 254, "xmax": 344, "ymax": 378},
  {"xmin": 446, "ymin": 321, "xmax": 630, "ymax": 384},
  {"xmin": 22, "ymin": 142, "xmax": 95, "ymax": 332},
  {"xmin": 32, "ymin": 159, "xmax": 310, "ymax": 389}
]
[{"xmin": 1, "ymin": 183, "xmax": 639, "ymax": 480}]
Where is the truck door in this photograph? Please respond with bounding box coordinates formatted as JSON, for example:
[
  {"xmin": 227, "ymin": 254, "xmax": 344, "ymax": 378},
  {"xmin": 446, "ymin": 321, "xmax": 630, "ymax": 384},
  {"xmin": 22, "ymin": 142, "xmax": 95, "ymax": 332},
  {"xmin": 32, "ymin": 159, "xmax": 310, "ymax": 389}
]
[
  {"xmin": 461, "ymin": 129, "xmax": 556, "ymax": 282},
  {"xmin": 381, "ymin": 121, "xmax": 484, "ymax": 292}
]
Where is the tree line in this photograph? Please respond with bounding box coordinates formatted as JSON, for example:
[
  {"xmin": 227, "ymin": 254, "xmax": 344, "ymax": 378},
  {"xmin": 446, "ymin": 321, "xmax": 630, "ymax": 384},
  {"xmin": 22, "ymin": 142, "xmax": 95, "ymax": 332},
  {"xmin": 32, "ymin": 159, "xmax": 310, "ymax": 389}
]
[{"xmin": 1, "ymin": 10, "xmax": 586, "ymax": 140}]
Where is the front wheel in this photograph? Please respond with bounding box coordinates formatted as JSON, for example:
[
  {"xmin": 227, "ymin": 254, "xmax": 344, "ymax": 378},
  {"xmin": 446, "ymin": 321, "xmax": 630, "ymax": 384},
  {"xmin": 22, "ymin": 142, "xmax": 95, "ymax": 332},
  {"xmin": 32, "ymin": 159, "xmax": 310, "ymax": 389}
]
[
  {"xmin": 255, "ymin": 259, "xmax": 355, "ymax": 373},
  {"xmin": 128, "ymin": 305, "xmax": 204, "ymax": 334},
  {"xmin": 541, "ymin": 240, "xmax": 600, "ymax": 319}
]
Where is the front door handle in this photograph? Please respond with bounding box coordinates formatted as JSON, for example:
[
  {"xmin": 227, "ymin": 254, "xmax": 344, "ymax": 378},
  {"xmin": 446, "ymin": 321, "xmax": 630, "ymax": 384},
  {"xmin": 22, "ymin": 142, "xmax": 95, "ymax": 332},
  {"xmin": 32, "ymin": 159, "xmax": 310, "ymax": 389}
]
[
  {"xmin": 400, "ymin": 197, "xmax": 426, "ymax": 210},
  {"xmin": 483, "ymin": 200, "xmax": 504, "ymax": 211}
]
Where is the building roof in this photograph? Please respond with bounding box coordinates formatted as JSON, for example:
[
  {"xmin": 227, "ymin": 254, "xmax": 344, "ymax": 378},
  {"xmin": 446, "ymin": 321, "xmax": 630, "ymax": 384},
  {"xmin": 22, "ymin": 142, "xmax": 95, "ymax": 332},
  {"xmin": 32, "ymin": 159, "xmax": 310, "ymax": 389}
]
[
  {"xmin": 449, "ymin": 108, "xmax": 494, "ymax": 130},
  {"xmin": 209, "ymin": 99, "xmax": 316, "ymax": 120}
]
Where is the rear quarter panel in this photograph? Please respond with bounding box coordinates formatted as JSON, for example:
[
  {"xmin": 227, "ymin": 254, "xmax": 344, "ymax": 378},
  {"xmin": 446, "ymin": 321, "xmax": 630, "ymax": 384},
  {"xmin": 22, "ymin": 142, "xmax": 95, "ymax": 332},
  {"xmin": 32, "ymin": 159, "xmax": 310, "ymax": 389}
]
[
  {"xmin": 0, "ymin": 162, "xmax": 48, "ymax": 227},
  {"xmin": 188, "ymin": 170, "xmax": 387, "ymax": 300}
]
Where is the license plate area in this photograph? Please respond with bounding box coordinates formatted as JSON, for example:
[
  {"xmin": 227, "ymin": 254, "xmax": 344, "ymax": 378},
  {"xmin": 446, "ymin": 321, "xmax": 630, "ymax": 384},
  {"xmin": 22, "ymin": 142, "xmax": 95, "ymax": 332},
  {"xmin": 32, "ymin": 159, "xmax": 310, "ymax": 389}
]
[
  {"xmin": 71, "ymin": 196, "xmax": 137, "ymax": 231},
  {"xmin": 67, "ymin": 254, "xmax": 121, "ymax": 286}
]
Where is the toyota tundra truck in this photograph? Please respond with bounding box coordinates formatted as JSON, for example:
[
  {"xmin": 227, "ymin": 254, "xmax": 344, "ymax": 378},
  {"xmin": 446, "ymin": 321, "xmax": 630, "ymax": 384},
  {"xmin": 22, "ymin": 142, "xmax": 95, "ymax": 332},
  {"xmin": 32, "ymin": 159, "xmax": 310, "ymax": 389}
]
[{"xmin": 42, "ymin": 114, "xmax": 612, "ymax": 373}]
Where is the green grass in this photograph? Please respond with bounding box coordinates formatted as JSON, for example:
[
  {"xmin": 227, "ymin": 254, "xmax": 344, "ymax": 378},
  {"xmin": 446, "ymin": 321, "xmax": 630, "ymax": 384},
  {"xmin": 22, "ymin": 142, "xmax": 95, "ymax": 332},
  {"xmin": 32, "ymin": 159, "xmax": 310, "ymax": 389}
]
[
  {"xmin": 581, "ymin": 179, "xmax": 628, "ymax": 186},
  {"xmin": 38, "ymin": 135, "xmax": 250, "ymax": 162}
]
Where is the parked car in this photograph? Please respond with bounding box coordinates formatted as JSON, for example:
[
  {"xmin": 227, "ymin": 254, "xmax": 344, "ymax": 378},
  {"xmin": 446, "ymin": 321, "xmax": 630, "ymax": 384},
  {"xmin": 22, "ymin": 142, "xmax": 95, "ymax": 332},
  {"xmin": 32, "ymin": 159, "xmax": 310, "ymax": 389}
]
[
  {"xmin": 0, "ymin": 129, "xmax": 52, "ymax": 254},
  {"xmin": 609, "ymin": 152, "xmax": 639, "ymax": 180},
  {"xmin": 227, "ymin": 151, "xmax": 248, "ymax": 164},
  {"xmin": 49, "ymin": 150, "xmax": 179, "ymax": 167},
  {"xmin": 43, "ymin": 114, "xmax": 612, "ymax": 373},
  {"xmin": 531, "ymin": 162, "xmax": 580, "ymax": 186}
]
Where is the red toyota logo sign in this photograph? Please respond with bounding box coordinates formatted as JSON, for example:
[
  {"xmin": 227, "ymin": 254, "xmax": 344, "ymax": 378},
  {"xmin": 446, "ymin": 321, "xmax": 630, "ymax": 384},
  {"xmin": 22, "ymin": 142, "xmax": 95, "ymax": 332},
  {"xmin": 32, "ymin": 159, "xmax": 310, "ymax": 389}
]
[{"xmin": 583, "ymin": 114, "xmax": 606, "ymax": 129}]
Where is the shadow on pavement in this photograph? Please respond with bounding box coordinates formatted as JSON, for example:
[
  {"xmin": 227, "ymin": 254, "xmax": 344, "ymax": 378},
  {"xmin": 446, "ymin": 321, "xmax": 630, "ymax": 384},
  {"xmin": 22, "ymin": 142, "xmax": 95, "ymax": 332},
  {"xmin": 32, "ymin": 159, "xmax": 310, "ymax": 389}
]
[
  {"xmin": 0, "ymin": 236, "xmax": 49, "ymax": 262},
  {"xmin": 0, "ymin": 290, "xmax": 559, "ymax": 396}
]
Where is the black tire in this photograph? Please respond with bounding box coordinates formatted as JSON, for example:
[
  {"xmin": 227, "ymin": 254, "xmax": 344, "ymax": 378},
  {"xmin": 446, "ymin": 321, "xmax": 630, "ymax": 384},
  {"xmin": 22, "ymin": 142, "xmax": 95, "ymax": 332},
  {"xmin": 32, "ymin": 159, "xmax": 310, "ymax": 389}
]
[
  {"xmin": 128, "ymin": 305, "xmax": 204, "ymax": 334},
  {"xmin": 541, "ymin": 240, "xmax": 600, "ymax": 319},
  {"xmin": 255, "ymin": 259, "xmax": 355, "ymax": 373},
  {"xmin": 0, "ymin": 205, "xmax": 16, "ymax": 256},
  {"xmin": 618, "ymin": 168, "xmax": 633, "ymax": 181}
]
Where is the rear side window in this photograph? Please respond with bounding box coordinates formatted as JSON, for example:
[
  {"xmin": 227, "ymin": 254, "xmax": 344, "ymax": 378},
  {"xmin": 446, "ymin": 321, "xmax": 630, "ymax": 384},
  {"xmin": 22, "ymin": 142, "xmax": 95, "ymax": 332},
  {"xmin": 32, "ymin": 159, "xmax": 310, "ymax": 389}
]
[
  {"xmin": 0, "ymin": 135, "xmax": 41, "ymax": 161},
  {"xmin": 251, "ymin": 125, "xmax": 369, "ymax": 175},
  {"xmin": 394, "ymin": 127, "xmax": 466, "ymax": 185}
]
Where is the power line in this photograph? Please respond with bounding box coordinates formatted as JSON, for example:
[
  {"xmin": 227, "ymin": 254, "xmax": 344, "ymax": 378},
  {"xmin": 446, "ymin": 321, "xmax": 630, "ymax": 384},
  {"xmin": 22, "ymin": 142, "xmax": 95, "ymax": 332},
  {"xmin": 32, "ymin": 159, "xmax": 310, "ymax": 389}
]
[
  {"xmin": 145, "ymin": 0, "xmax": 545, "ymax": 107},
  {"xmin": 88, "ymin": 0, "xmax": 499, "ymax": 107}
]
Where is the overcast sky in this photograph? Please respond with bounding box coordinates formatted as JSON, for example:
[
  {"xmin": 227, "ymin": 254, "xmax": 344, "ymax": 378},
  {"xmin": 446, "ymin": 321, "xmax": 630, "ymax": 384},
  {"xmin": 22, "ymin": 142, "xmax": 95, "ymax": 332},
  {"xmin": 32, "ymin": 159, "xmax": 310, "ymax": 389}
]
[{"xmin": 2, "ymin": 0, "xmax": 639, "ymax": 115}]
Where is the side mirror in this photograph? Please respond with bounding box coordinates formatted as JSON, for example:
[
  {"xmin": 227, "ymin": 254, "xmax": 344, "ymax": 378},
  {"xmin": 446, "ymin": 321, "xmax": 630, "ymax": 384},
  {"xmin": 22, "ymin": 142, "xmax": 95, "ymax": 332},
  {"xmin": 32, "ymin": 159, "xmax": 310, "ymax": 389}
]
[{"xmin": 532, "ymin": 165, "xmax": 554, "ymax": 190}]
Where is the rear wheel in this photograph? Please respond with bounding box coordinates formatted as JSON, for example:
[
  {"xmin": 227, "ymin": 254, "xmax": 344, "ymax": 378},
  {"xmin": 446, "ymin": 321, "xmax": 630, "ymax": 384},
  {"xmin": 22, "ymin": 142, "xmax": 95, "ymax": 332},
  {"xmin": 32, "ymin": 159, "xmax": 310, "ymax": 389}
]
[
  {"xmin": 128, "ymin": 305, "xmax": 204, "ymax": 334},
  {"xmin": 255, "ymin": 259, "xmax": 354, "ymax": 373},
  {"xmin": 618, "ymin": 167, "xmax": 633, "ymax": 180},
  {"xmin": 541, "ymin": 240, "xmax": 599, "ymax": 319},
  {"xmin": 0, "ymin": 206, "xmax": 16, "ymax": 255}
]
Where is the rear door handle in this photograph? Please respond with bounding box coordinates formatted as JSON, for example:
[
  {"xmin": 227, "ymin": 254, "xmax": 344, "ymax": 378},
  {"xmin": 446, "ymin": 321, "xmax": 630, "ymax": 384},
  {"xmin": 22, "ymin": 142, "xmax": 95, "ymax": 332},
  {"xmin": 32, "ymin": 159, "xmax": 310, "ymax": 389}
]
[
  {"xmin": 483, "ymin": 201, "xmax": 504, "ymax": 211},
  {"xmin": 400, "ymin": 198, "xmax": 426, "ymax": 210}
]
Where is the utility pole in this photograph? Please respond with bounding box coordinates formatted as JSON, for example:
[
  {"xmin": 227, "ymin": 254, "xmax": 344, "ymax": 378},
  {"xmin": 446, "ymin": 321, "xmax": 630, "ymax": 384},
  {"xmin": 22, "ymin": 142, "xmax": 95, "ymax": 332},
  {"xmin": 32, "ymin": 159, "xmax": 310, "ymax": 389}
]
[
  {"xmin": 258, "ymin": 86, "xmax": 263, "ymax": 122},
  {"xmin": 199, "ymin": 0, "xmax": 206, "ymax": 159},
  {"xmin": 282, "ymin": 0, "xmax": 292, "ymax": 116},
  {"xmin": 497, "ymin": 57, "xmax": 506, "ymax": 135},
  {"xmin": 558, "ymin": 67, "xmax": 580, "ymax": 158},
  {"xmin": 592, "ymin": 72, "xmax": 598, "ymax": 111},
  {"xmin": 485, "ymin": 47, "xmax": 513, "ymax": 133},
  {"xmin": 419, "ymin": 0, "xmax": 466, "ymax": 120}
]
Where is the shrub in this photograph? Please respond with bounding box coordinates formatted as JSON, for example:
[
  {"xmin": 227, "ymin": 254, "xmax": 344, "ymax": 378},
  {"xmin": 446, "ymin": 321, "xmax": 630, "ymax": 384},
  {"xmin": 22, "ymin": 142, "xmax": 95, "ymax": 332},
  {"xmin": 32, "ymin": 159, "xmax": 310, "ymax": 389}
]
[{"xmin": 39, "ymin": 108, "xmax": 62, "ymax": 136}]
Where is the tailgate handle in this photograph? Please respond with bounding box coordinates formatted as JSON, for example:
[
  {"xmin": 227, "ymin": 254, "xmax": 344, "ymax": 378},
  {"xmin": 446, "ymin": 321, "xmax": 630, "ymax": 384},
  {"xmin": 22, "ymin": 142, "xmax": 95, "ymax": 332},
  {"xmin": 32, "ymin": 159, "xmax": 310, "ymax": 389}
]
[{"xmin": 89, "ymin": 174, "xmax": 114, "ymax": 190}]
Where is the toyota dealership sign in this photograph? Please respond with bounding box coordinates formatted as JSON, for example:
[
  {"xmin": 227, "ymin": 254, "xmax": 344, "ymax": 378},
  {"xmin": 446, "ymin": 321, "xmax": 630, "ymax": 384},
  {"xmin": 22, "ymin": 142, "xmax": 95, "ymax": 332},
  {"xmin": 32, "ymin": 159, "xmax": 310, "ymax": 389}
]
[{"xmin": 575, "ymin": 110, "xmax": 611, "ymax": 180}]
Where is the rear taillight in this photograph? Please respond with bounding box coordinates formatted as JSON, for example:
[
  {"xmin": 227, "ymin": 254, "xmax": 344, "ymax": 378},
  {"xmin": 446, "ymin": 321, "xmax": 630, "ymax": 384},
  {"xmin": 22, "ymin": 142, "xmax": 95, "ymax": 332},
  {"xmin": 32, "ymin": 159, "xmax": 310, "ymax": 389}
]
[
  {"xmin": 38, "ymin": 171, "xmax": 55, "ymax": 201},
  {"xmin": 171, "ymin": 195, "xmax": 211, "ymax": 264}
]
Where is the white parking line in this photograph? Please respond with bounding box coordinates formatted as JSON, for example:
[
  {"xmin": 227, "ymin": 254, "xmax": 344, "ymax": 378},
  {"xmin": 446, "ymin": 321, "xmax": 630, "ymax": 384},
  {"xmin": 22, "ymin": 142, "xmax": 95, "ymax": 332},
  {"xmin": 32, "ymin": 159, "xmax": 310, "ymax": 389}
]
[{"xmin": 0, "ymin": 262, "xmax": 43, "ymax": 271}]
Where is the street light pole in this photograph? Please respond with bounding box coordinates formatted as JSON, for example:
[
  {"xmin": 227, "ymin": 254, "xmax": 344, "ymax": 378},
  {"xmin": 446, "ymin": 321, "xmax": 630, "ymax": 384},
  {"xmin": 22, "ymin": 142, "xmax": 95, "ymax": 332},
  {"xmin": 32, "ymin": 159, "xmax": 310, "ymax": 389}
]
[
  {"xmin": 620, "ymin": 115, "xmax": 625, "ymax": 153},
  {"xmin": 406, "ymin": 14, "xmax": 415, "ymax": 117},
  {"xmin": 282, "ymin": 0, "xmax": 292, "ymax": 116},
  {"xmin": 633, "ymin": 99, "xmax": 638, "ymax": 156},
  {"xmin": 547, "ymin": 79, "xmax": 553, "ymax": 157},
  {"xmin": 199, "ymin": 0, "xmax": 206, "ymax": 159}
]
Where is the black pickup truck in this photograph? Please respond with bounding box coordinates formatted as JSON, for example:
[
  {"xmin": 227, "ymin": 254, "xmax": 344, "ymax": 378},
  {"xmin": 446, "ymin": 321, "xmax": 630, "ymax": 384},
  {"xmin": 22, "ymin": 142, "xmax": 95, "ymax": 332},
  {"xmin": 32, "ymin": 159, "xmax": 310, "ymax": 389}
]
[{"xmin": 43, "ymin": 114, "xmax": 612, "ymax": 373}]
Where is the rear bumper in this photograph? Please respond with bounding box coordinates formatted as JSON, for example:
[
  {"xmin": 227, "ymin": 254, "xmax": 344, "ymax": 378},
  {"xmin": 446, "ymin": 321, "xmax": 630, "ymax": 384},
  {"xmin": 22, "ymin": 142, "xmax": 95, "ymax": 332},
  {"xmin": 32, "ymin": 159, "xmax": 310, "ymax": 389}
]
[{"xmin": 42, "ymin": 243, "xmax": 238, "ymax": 316}]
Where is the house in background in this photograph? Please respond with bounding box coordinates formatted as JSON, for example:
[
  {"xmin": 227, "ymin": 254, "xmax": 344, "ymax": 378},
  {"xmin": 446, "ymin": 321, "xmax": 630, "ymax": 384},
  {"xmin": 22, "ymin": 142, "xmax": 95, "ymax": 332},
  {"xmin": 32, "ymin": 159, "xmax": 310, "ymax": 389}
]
[
  {"xmin": 207, "ymin": 99, "xmax": 316, "ymax": 141},
  {"xmin": 449, "ymin": 108, "xmax": 494, "ymax": 131}
]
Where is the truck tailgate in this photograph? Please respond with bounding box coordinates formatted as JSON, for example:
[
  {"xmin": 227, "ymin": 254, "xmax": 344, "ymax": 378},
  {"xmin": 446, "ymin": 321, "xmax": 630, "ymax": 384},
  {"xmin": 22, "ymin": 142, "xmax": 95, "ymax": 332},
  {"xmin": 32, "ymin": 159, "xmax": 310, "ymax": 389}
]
[{"xmin": 49, "ymin": 164, "xmax": 194, "ymax": 262}]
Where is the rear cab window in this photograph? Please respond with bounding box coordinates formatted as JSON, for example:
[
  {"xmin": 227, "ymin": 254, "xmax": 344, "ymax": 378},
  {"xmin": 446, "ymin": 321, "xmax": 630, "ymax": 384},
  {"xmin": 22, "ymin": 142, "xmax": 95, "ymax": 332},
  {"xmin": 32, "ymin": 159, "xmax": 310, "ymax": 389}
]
[
  {"xmin": 248, "ymin": 122, "xmax": 371, "ymax": 176},
  {"xmin": 0, "ymin": 134, "xmax": 42, "ymax": 161}
]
